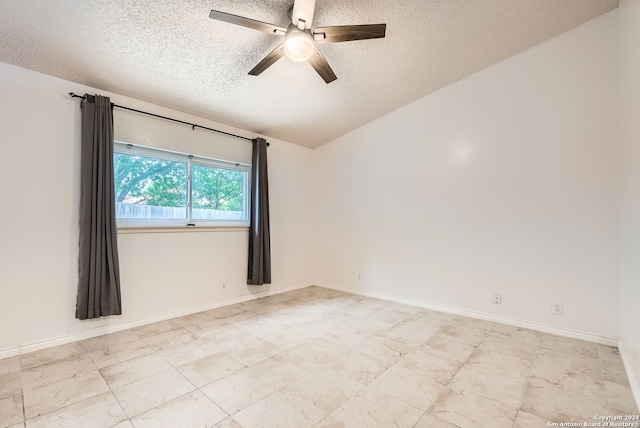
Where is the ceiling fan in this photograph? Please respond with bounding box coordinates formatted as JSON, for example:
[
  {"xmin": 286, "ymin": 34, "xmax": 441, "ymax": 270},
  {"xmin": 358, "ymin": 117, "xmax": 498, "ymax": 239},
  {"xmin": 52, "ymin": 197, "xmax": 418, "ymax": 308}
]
[{"xmin": 209, "ymin": 0, "xmax": 386, "ymax": 84}]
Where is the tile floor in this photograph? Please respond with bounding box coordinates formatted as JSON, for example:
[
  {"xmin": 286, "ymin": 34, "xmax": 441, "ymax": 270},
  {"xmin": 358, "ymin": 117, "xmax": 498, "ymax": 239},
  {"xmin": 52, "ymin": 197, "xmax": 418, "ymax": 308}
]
[{"xmin": 0, "ymin": 286, "xmax": 637, "ymax": 428}]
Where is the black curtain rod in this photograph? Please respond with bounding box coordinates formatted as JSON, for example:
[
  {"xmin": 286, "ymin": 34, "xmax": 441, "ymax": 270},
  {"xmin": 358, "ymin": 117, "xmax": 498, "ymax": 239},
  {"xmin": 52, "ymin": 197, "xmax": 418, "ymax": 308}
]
[{"xmin": 68, "ymin": 92, "xmax": 266, "ymax": 144}]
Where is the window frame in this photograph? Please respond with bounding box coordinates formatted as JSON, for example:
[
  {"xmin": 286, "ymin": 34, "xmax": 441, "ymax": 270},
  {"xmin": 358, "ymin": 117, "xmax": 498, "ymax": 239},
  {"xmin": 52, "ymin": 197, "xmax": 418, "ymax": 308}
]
[{"xmin": 113, "ymin": 141, "xmax": 251, "ymax": 229}]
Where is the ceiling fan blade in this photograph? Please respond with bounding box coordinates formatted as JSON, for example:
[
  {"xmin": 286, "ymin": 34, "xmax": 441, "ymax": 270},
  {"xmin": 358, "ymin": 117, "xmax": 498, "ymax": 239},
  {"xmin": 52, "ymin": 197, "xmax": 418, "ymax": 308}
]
[
  {"xmin": 248, "ymin": 44, "xmax": 286, "ymax": 76},
  {"xmin": 292, "ymin": 0, "xmax": 316, "ymax": 30},
  {"xmin": 313, "ymin": 24, "xmax": 386, "ymax": 44},
  {"xmin": 209, "ymin": 10, "xmax": 287, "ymax": 35},
  {"xmin": 309, "ymin": 46, "xmax": 337, "ymax": 84}
]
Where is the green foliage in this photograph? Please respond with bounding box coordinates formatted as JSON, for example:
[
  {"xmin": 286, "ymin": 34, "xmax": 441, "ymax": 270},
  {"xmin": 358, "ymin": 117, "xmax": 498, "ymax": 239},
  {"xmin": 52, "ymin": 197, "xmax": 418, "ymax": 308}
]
[
  {"xmin": 192, "ymin": 164, "xmax": 243, "ymax": 211},
  {"xmin": 114, "ymin": 154, "xmax": 187, "ymax": 207},
  {"xmin": 139, "ymin": 165, "xmax": 187, "ymax": 207},
  {"xmin": 114, "ymin": 153, "xmax": 243, "ymax": 211}
]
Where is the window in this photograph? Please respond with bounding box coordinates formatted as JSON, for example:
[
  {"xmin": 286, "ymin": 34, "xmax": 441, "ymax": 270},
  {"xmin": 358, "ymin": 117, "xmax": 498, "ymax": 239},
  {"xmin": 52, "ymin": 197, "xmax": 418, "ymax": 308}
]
[{"xmin": 113, "ymin": 142, "xmax": 250, "ymax": 227}]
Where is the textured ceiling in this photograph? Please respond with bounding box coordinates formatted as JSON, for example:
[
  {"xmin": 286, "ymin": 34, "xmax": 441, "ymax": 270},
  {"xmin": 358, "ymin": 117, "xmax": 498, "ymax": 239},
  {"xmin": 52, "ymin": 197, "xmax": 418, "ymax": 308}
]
[{"xmin": 0, "ymin": 0, "xmax": 618, "ymax": 148}]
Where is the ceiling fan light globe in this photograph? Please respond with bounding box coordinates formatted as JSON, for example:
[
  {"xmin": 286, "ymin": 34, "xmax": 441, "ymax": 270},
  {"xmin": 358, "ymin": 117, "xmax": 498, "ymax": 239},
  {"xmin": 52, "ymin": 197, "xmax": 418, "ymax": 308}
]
[{"xmin": 284, "ymin": 33, "xmax": 315, "ymax": 62}]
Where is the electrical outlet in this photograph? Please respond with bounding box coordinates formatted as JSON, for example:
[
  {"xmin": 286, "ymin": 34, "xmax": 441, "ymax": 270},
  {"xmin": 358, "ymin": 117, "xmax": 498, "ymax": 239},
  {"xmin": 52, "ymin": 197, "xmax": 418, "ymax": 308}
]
[
  {"xmin": 551, "ymin": 303, "xmax": 563, "ymax": 315},
  {"xmin": 491, "ymin": 292, "xmax": 502, "ymax": 305},
  {"xmin": 221, "ymin": 281, "xmax": 227, "ymax": 291},
  {"xmin": 357, "ymin": 273, "xmax": 361, "ymax": 280}
]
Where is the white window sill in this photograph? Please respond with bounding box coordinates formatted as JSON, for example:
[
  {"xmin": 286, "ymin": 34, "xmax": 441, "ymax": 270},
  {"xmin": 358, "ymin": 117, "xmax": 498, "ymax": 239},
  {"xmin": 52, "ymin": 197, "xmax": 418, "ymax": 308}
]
[{"xmin": 117, "ymin": 226, "xmax": 249, "ymax": 234}]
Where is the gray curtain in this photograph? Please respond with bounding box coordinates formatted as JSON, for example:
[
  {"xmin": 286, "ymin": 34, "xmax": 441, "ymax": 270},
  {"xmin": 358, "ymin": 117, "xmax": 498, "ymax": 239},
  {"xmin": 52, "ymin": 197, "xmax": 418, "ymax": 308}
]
[
  {"xmin": 248, "ymin": 138, "xmax": 271, "ymax": 285},
  {"xmin": 76, "ymin": 94, "xmax": 122, "ymax": 320}
]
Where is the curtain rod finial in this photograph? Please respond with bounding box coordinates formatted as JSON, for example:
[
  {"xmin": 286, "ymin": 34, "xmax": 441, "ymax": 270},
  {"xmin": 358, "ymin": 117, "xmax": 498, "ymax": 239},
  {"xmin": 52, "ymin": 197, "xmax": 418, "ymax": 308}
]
[{"xmin": 68, "ymin": 92, "xmax": 86, "ymax": 100}]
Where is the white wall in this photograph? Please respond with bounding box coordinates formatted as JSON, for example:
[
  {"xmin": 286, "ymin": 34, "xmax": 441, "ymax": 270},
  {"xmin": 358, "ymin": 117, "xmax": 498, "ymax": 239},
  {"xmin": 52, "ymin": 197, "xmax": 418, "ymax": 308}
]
[
  {"xmin": 0, "ymin": 61, "xmax": 315, "ymax": 354},
  {"xmin": 618, "ymin": 0, "xmax": 640, "ymax": 401},
  {"xmin": 314, "ymin": 11, "xmax": 620, "ymax": 341}
]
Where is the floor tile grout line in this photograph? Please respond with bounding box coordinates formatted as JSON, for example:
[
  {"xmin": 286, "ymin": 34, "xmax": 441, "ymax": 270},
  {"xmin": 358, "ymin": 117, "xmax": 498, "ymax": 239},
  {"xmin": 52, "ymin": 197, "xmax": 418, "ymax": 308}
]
[
  {"xmin": 510, "ymin": 334, "xmax": 542, "ymax": 428},
  {"xmin": 20, "ymin": 356, "xmax": 110, "ymax": 423},
  {"xmin": 462, "ymin": 346, "xmax": 535, "ymax": 383},
  {"xmin": 99, "ymin": 361, "xmax": 131, "ymax": 428},
  {"xmin": 437, "ymin": 331, "xmax": 524, "ymax": 425},
  {"xmin": 20, "ymin": 372, "xmax": 26, "ymax": 428},
  {"xmin": 160, "ymin": 347, "xmax": 236, "ymax": 421},
  {"xmin": 407, "ymin": 324, "xmax": 475, "ymax": 428},
  {"xmin": 598, "ymin": 344, "xmax": 615, "ymax": 414}
]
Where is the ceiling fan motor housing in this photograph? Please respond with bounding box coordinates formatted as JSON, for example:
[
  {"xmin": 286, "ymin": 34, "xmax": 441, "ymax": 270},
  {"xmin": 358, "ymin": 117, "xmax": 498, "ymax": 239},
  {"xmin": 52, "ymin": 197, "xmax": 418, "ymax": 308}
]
[{"xmin": 284, "ymin": 26, "xmax": 315, "ymax": 62}]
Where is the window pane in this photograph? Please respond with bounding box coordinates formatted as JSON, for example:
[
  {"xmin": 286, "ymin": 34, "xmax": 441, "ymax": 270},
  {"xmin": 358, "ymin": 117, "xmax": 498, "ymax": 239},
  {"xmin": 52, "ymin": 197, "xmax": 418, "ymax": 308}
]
[
  {"xmin": 191, "ymin": 164, "xmax": 245, "ymax": 221},
  {"xmin": 114, "ymin": 153, "xmax": 188, "ymax": 220}
]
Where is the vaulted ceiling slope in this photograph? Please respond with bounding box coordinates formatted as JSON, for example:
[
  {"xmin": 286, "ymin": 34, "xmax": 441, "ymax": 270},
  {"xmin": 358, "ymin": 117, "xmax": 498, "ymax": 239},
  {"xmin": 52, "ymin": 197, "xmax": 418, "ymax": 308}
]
[{"xmin": 0, "ymin": 0, "xmax": 618, "ymax": 148}]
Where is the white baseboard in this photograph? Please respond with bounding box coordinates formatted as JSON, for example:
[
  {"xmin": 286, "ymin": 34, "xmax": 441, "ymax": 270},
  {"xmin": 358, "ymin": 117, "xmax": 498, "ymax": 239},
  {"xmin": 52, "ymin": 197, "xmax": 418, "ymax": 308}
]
[
  {"xmin": 0, "ymin": 282, "xmax": 313, "ymax": 360},
  {"xmin": 0, "ymin": 280, "xmax": 622, "ymax": 361},
  {"xmin": 316, "ymin": 282, "xmax": 619, "ymax": 347},
  {"xmin": 618, "ymin": 339, "xmax": 640, "ymax": 412}
]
